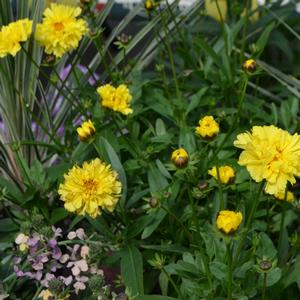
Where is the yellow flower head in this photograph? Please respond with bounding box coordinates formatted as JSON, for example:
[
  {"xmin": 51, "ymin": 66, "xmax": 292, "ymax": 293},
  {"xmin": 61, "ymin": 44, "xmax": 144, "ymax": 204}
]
[
  {"xmin": 205, "ymin": 0, "xmax": 227, "ymax": 22},
  {"xmin": 0, "ymin": 19, "xmax": 33, "ymax": 58},
  {"xmin": 243, "ymin": 59, "xmax": 257, "ymax": 72},
  {"xmin": 77, "ymin": 119, "xmax": 96, "ymax": 142},
  {"xmin": 15, "ymin": 233, "xmax": 29, "ymax": 252},
  {"xmin": 35, "ymin": 4, "xmax": 88, "ymax": 58},
  {"xmin": 216, "ymin": 210, "xmax": 243, "ymax": 235},
  {"xmin": 97, "ymin": 84, "xmax": 133, "ymax": 115},
  {"xmin": 196, "ymin": 116, "xmax": 220, "ymax": 139},
  {"xmin": 274, "ymin": 190, "xmax": 295, "ymax": 202},
  {"xmin": 208, "ymin": 166, "xmax": 235, "ymax": 184},
  {"xmin": 58, "ymin": 158, "xmax": 122, "ymax": 218},
  {"xmin": 145, "ymin": 0, "xmax": 156, "ymax": 12},
  {"xmin": 171, "ymin": 148, "xmax": 189, "ymax": 168},
  {"xmin": 39, "ymin": 289, "xmax": 53, "ymax": 300},
  {"xmin": 234, "ymin": 125, "xmax": 300, "ymax": 195}
]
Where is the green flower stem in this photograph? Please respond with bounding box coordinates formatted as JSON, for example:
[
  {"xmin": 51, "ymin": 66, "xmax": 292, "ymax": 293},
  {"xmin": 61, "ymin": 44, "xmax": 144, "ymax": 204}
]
[
  {"xmin": 93, "ymin": 35, "xmax": 114, "ymax": 80},
  {"xmin": 161, "ymin": 267, "xmax": 184, "ymax": 300},
  {"xmin": 245, "ymin": 181, "xmax": 265, "ymax": 228},
  {"xmin": 226, "ymin": 242, "xmax": 233, "ymax": 300},
  {"xmin": 187, "ymin": 188, "xmax": 213, "ymax": 298},
  {"xmin": 32, "ymin": 285, "xmax": 43, "ymax": 300},
  {"xmin": 160, "ymin": 205, "xmax": 192, "ymax": 244},
  {"xmin": 234, "ymin": 181, "xmax": 264, "ymax": 265},
  {"xmin": 278, "ymin": 204, "xmax": 286, "ymax": 264},
  {"xmin": 262, "ymin": 273, "xmax": 267, "ymax": 300},
  {"xmin": 215, "ymin": 158, "xmax": 225, "ymax": 210},
  {"xmin": 158, "ymin": 8, "xmax": 181, "ymax": 100},
  {"xmin": 213, "ymin": 76, "xmax": 248, "ymax": 159},
  {"xmin": 240, "ymin": 0, "xmax": 250, "ymax": 63},
  {"xmin": 20, "ymin": 45, "xmax": 86, "ymax": 117}
]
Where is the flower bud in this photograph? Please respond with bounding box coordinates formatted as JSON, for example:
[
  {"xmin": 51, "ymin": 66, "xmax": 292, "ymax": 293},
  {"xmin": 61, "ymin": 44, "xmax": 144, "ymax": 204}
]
[
  {"xmin": 149, "ymin": 197, "xmax": 159, "ymax": 208},
  {"xmin": 243, "ymin": 59, "xmax": 257, "ymax": 72},
  {"xmin": 77, "ymin": 119, "xmax": 96, "ymax": 142},
  {"xmin": 88, "ymin": 275, "xmax": 105, "ymax": 294},
  {"xmin": 48, "ymin": 278, "xmax": 64, "ymax": 295},
  {"xmin": 259, "ymin": 260, "xmax": 272, "ymax": 271},
  {"xmin": 171, "ymin": 148, "xmax": 189, "ymax": 168},
  {"xmin": 144, "ymin": 0, "xmax": 156, "ymax": 12},
  {"xmin": 196, "ymin": 116, "xmax": 220, "ymax": 140},
  {"xmin": 216, "ymin": 210, "xmax": 243, "ymax": 235},
  {"xmin": 197, "ymin": 181, "xmax": 208, "ymax": 190},
  {"xmin": 208, "ymin": 166, "xmax": 235, "ymax": 184}
]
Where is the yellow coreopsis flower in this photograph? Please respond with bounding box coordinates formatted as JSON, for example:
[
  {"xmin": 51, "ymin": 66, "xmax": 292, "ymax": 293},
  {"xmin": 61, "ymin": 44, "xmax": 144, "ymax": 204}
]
[
  {"xmin": 208, "ymin": 166, "xmax": 235, "ymax": 184},
  {"xmin": 144, "ymin": 0, "xmax": 156, "ymax": 12},
  {"xmin": 35, "ymin": 3, "xmax": 88, "ymax": 58},
  {"xmin": 0, "ymin": 19, "xmax": 33, "ymax": 58},
  {"xmin": 216, "ymin": 210, "xmax": 243, "ymax": 235},
  {"xmin": 97, "ymin": 84, "xmax": 133, "ymax": 115},
  {"xmin": 196, "ymin": 116, "xmax": 220, "ymax": 139},
  {"xmin": 243, "ymin": 59, "xmax": 257, "ymax": 73},
  {"xmin": 274, "ymin": 190, "xmax": 295, "ymax": 202},
  {"xmin": 77, "ymin": 119, "xmax": 96, "ymax": 142},
  {"xmin": 58, "ymin": 158, "xmax": 122, "ymax": 218},
  {"xmin": 171, "ymin": 148, "xmax": 189, "ymax": 168},
  {"xmin": 234, "ymin": 125, "xmax": 300, "ymax": 195},
  {"xmin": 205, "ymin": 0, "xmax": 259, "ymax": 22},
  {"xmin": 39, "ymin": 289, "xmax": 53, "ymax": 300}
]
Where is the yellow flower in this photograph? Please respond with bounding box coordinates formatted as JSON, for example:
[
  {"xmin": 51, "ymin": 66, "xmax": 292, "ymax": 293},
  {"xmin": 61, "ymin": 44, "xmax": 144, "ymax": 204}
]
[
  {"xmin": 171, "ymin": 148, "xmax": 189, "ymax": 168},
  {"xmin": 144, "ymin": 0, "xmax": 156, "ymax": 12},
  {"xmin": 58, "ymin": 158, "xmax": 122, "ymax": 218},
  {"xmin": 208, "ymin": 166, "xmax": 235, "ymax": 184},
  {"xmin": 234, "ymin": 125, "xmax": 300, "ymax": 195},
  {"xmin": 15, "ymin": 233, "xmax": 29, "ymax": 252},
  {"xmin": 274, "ymin": 190, "xmax": 295, "ymax": 202},
  {"xmin": 97, "ymin": 84, "xmax": 133, "ymax": 115},
  {"xmin": 39, "ymin": 289, "xmax": 53, "ymax": 300},
  {"xmin": 216, "ymin": 210, "xmax": 243, "ymax": 235},
  {"xmin": 205, "ymin": 0, "xmax": 259, "ymax": 22},
  {"xmin": 35, "ymin": 3, "xmax": 88, "ymax": 58},
  {"xmin": 196, "ymin": 116, "xmax": 220, "ymax": 139},
  {"xmin": 205, "ymin": 0, "xmax": 227, "ymax": 22},
  {"xmin": 243, "ymin": 59, "xmax": 257, "ymax": 72},
  {"xmin": 77, "ymin": 119, "xmax": 96, "ymax": 142},
  {"xmin": 0, "ymin": 19, "xmax": 32, "ymax": 58}
]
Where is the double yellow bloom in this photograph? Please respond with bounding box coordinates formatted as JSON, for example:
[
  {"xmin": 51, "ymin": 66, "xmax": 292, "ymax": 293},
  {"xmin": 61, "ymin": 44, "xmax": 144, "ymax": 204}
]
[{"xmin": 234, "ymin": 125, "xmax": 300, "ymax": 196}]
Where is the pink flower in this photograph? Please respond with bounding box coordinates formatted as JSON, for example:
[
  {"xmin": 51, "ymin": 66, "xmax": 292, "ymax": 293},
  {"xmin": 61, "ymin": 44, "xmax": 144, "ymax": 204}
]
[{"xmin": 80, "ymin": 246, "xmax": 89, "ymax": 258}]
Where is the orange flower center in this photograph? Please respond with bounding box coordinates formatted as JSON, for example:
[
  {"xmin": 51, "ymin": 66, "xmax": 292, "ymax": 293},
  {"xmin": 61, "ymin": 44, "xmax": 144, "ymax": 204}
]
[
  {"xmin": 54, "ymin": 22, "xmax": 64, "ymax": 31},
  {"xmin": 83, "ymin": 179, "xmax": 97, "ymax": 193}
]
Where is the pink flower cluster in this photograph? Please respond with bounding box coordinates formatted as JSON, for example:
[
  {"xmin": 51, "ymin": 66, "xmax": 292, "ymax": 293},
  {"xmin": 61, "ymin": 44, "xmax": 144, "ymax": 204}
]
[{"xmin": 14, "ymin": 227, "xmax": 103, "ymax": 295}]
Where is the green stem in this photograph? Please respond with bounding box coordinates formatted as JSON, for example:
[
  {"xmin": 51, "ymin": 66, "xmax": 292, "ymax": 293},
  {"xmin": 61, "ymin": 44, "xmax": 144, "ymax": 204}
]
[
  {"xmin": 226, "ymin": 242, "xmax": 233, "ymax": 300},
  {"xmin": 162, "ymin": 267, "xmax": 184, "ymax": 300},
  {"xmin": 187, "ymin": 188, "xmax": 213, "ymax": 298},
  {"xmin": 245, "ymin": 181, "xmax": 264, "ymax": 228},
  {"xmin": 158, "ymin": 8, "xmax": 181, "ymax": 99},
  {"xmin": 161, "ymin": 205, "xmax": 192, "ymax": 244},
  {"xmin": 213, "ymin": 77, "xmax": 248, "ymax": 159},
  {"xmin": 234, "ymin": 181, "xmax": 264, "ymax": 265},
  {"xmin": 262, "ymin": 273, "xmax": 267, "ymax": 300}
]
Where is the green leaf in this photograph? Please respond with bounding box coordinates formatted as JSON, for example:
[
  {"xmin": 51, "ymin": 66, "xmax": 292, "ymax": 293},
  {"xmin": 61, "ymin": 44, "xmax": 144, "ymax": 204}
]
[
  {"xmin": 209, "ymin": 261, "xmax": 228, "ymax": 280},
  {"xmin": 256, "ymin": 232, "xmax": 277, "ymax": 260},
  {"xmin": 147, "ymin": 163, "xmax": 169, "ymax": 193},
  {"xmin": 0, "ymin": 177, "xmax": 22, "ymax": 203},
  {"xmin": 0, "ymin": 218, "xmax": 18, "ymax": 232},
  {"xmin": 50, "ymin": 208, "xmax": 69, "ymax": 225},
  {"xmin": 135, "ymin": 296, "xmax": 177, "ymax": 300},
  {"xmin": 255, "ymin": 22, "xmax": 275, "ymax": 57},
  {"xmin": 121, "ymin": 245, "xmax": 144, "ymax": 296},
  {"xmin": 141, "ymin": 209, "xmax": 167, "ymax": 239},
  {"xmin": 98, "ymin": 137, "xmax": 127, "ymax": 206}
]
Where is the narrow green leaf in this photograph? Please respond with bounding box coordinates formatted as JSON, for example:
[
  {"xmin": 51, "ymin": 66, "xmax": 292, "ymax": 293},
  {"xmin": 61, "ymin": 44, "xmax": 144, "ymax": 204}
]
[{"xmin": 121, "ymin": 245, "xmax": 144, "ymax": 296}]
